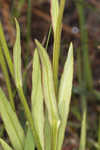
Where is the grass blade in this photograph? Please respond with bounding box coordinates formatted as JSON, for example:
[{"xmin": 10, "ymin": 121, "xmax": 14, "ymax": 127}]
[
  {"xmin": 0, "ymin": 23, "xmax": 14, "ymax": 78},
  {"xmin": 57, "ymin": 43, "xmax": 73, "ymax": 150},
  {"xmin": 31, "ymin": 49, "xmax": 44, "ymax": 150},
  {"xmin": 13, "ymin": 18, "xmax": 22, "ymax": 88},
  {"xmin": 13, "ymin": 19, "xmax": 42, "ymax": 150},
  {"xmin": 24, "ymin": 126, "xmax": 35, "ymax": 150},
  {"xmin": 0, "ymin": 88, "xmax": 25, "ymax": 150},
  {"xmin": 0, "ymin": 138, "xmax": 13, "ymax": 150},
  {"xmin": 35, "ymin": 39, "xmax": 60, "ymax": 125},
  {"xmin": 44, "ymin": 111, "xmax": 51, "ymax": 150},
  {"xmin": 52, "ymin": 0, "xmax": 66, "ymax": 93},
  {"xmin": 50, "ymin": 0, "xmax": 59, "ymax": 32},
  {"xmin": 0, "ymin": 46, "xmax": 15, "ymax": 110},
  {"xmin": 35, "ymin": 39, "xmax": 60, "ymax": 150}
]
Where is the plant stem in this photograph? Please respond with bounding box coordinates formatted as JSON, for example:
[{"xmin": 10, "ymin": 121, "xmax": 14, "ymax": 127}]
[
  {"xmin": 77, "ymin": 44, "xmax": 87, "ymax": 150},
  {"xmin": 53, "ymin": 0, "xmax": 66, "ymax": 94},
  {"xmin": 75, "ymin": 0, "xmax": 93, "ymax": 91},
  {"xmin": 79, "ymin": 95, "xmax": 87, "ymax": 150},
  {"xmin": 98, "ymin": 116, "xmax": 100, "ymax": 150},
  {"xmin": 45, "ymin": 25, "xmax": 52, "ymax": 50},
  {"xmin": 26, "ymin": 0, "xmax": 31, "ymax": 54},
  {"xmin": 11, "ymin": 0, "xmax": 25, "ymax": 18}
]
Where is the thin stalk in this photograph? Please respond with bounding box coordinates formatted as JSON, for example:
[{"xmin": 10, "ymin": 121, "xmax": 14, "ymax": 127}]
[
  {"xmin": 26, "ymin": 0, "xmax": 31, "ymax": 54},
  {"xmin": 11, "ymin": 0, "xmax": 16, "ymax": 17},
  {"xmin": 24, "ymin": 0, "xmax": 32, "ymax": 69},
  {"xmin": 11, "ymin": 0, "xmax": 25, "ymax": 18},
  {"xmin": 45, "ymin": 25, "xmax": 52, "ymax": 50},
  {"xmin": 77, "ymin": 46, "xmax": 87, "ymax": 150},
  {"xmin": 77, "ymin": 48, "xmax": 82, "ymax": 84},
  {"xmin": 0, "ymin": 45, "xmax": 15, "ymax": 110},
  {"xmin": 53, "ymin": 0, "xmax": 66, "ymax": 94},
  {"xmin": 75, "ymin": 0, "xmax": 93, "ymax": 91},
  {"xmin": 0, "ymin": 23, "xmax": 14, "ymax": 78},
  {"xmin": 79, "ymin": 95, "xmax": 87, "ymax": 150},
  {"xmin": 97, "ymin": 116, "xmax": 100, "ymax": 150},
  {"xmin": 17, "ymin": 87, "xmax": 42, "ymax": 150}
]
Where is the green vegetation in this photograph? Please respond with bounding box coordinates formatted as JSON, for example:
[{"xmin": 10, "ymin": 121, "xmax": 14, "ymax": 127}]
[
  {"xmin": 0, "ymin": 0, "xmax": 100, "ymax": 150},
  {"xmin": 0, "ymin": 0, "xmax": 73, "ymax": 150}
]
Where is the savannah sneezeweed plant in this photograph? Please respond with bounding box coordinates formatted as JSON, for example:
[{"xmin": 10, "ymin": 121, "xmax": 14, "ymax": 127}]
[{"xmin": 0, "ymin": 0, "xmax": 73, "ymax": 150}]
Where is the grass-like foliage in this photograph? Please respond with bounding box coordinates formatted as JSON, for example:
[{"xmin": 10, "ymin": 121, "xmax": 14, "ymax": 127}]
[{"xmin": 0, "ymin": 0, "xmax": 73, "ymax": 150}]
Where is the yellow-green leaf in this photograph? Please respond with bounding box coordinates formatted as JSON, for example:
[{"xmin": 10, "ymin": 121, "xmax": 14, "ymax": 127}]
[
  {"xmin": 0, "ymin": 88, "xmax": 25, "ymax": 150},
  {"xmin": 24, "ymin": 126, "xmax": 35, "ymax": 150},
  {"xmin": 50, "ymin": 0, "xmax": 59, "ymax": 32},
  {"xmin": 35, "ymin": 39, "xmax": 59, "ymax": 126},
  {"xmin": 13, "ymin": 18, "xmax": 22, "ymax": 88},
  {"xmin": 44, "ymin": 110, "xmax": 51, "ymax": 150},
  {"xmin": 57, "ymin": 43, "xmax": 73, "ymax": 150},
  {"xmin": 35, "ymin": 40, "xmax": 60, "ymax": 150},
  {"xmin": 0, "ymin": 22, "xmax": 14, "ymax": 78},
  {"xmin": 31, "ymin": 49, "xmax": 44, "ymax": 150},
  {"xmin": 0, "ymin": 138, "xmax": 13, "ymax": 150}
]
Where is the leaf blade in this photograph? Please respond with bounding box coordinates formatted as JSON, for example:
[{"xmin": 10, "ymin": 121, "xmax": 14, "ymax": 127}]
[
  {"xmin": 35, "ymin": 40, "xmax": 60, "ymax": 150},
  {"xmin": 50, "ymin": 0, "xmax": 59, "ymax": 32},
  {"xmin": 0, "ymin": 138, "xmax": 13, "ymax": 150},
  {"xmin": 0, "ymin": 88, "xmax": 25, "ymax": 150},
  {"xmin": 13, "ymin": 18, "xmax": 22, "ymax": 88},
  {"xmin": 0, "ymin": 22, "xmax": 14, "ymax": 78},
  {"xmin": 35, "ymin": 40, "xmax": 59, "ymax": 125},
  {"xmin": 24, "ymin": 126, "xmax": 35, "ymax": 150},
  {"xmin": 31, "ymin": 49, "xmax": 44, "ymax": 150},
  {"xmin": 57, "ymin": 43, "xmax": 74, "ymax": 150}
]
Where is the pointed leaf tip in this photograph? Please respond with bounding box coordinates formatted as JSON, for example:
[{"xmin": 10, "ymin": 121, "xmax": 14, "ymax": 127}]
[
  {"xmin": 13, "ymin": 19, "xmax": 22, "ymax": 88},
  {"xmin": 57, "ymin": 42, "xmax": 73, "ymax": 150},
  {"xmin": 31, "ymin": 49, "xmax": 44, "ymax": 150}
]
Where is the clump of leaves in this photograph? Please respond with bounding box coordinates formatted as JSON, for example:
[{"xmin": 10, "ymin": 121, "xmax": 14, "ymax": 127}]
[{"xmin": 0, "ymin": 0, "xmax": 73, "ymax": 150}]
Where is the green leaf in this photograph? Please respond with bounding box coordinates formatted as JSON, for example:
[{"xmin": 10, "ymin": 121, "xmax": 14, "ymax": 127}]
[
  {"xmin": 44, "ymin": 110, "xmax": 51, "ymax": 150},
  {"xmin": 57, "ymin": 43, "xmax": 73, "ymax": 150},
  {"xmin": 31, "ymin": 49, "xmax": 44, "ymax": 150},
  {"xmin": 35, "ymin": 40, "xmax": 60, "ymax": 150},
  {"xmin": 13, "ymin": 21, "xmax": 42, "ymax": 150},
  {"xmin": 24, "ymin": 126, "xmax": 35, "ymax": 150},
  {"xmin": 13, "ymin": 18, "xmax": 22, "ymax": 88},
  {"xmin": 0, "ymin": 46, "xmax": 15, "ymax": 110},
  {"xmin": 0, "ymin": 22, "xmax": 14, "ymax": 78},
  {"xmin": 50, "ymin": 0, "xmax": 59, "ymax": 32},
  {"xmin": 0, "ymin": 138, "xmax": 13, "ymax": 150},
  {"xmin": 0, "ymin": 88, "xmax": 25, "ymax": 150},
  {"xmin": 35, "ymin": 39, "xmax": 59, "ymax": 126}
]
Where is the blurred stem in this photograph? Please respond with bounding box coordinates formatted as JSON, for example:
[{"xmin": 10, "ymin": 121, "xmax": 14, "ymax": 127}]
[
  {"xmin": 53, "ymin": 0, "xmax": 66, "ymax": 94},
  {"xmin": 0, "ymin": 45, "xmax": 15, "ymax": 110},
  {"xmin": 75, "ymin": 0, "xmax": 93, "ymax": 91},
  {"xmin": 79, "ymin": 95, "xmax": 87, "ymax": 150},
  {"xmin": 26, "ymin": 0, "xmax": 31, "ymax": 54},
  {"xmin": 77, "ymin": 36, "xmax": 87, "ymax": 150},
  {"xmin": 77, "ymin": 47, "xmax": 82, "ymax": 85},
  {"xmin": 98, "ymin": 116, "xmax": 100, "ymax": 150},
  {"xmin": 11, "ymin": 0, "xmax": 25, "ymax": 18},
  {"xmin": 45, "ymin": 25, "xmax": 52, "ymax": 50}
]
